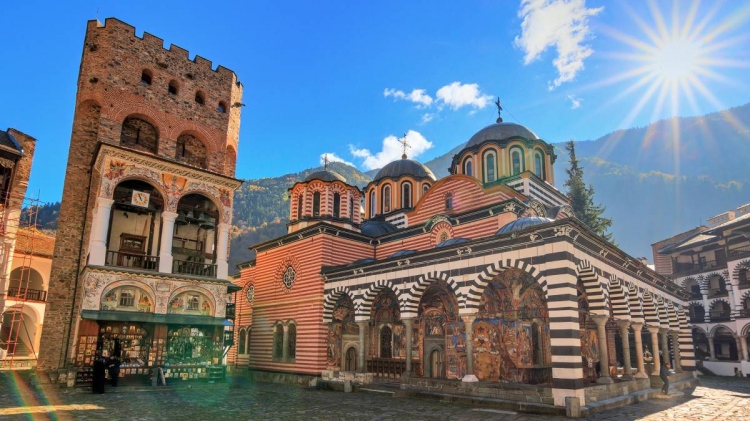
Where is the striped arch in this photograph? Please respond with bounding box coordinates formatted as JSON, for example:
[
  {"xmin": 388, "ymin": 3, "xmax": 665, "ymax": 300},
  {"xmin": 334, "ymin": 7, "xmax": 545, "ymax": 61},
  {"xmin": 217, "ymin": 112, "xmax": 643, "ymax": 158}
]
[
  {"xmin": 576, "ymin": 260, "xmax": 608, "ymax": 315},
  {"xmin": 741, "ymin": 322, "xmax": 750, "ymax": 337},
  {"xmin": 608, "ymin": 275, "xmax": 631, "ymax": 320},
  {"xmin": 676, "ymin": 304, "xmax": 696, "ymax": 369},
  {"xmin": 642, "ymin": 290, "xmax": 661, "ymax": 327},
  {"xmin": 627, "ymin": 282, "xmax": 645, "ymax": 323},
  {"xmin": 356, "ymin": 280, "xmax": 400, "ymax": 319},
  {"xmin": 656, "ymin": 295, "xmax": 670, "ymax": 328},
  {"xmin": 740, "ymin": 290, "xmax": 750, "ymax": 302},
  {"xmin": 465, "ymin": 258, "xmax": 545, "ymax": 311},
  {"xmin": 681, "ymin": 277, "xmax": 698, "ymax": 289},
  {"xmin": 665, "ymin": 300, "xmax": 680, "ymax": 330},
  {"xmin": 403, "ymin": 271, "xmax": 462, "ymax": 317},
  {"xmin": 696, "ymin": 275, "xmax": 708, "ymax": 291},
  {"xmin": 732, "ymin": 259, "xmax": 750, "ymax": 283},
  {"xmin": 708, "ymin": 324, "xmax": 734, "ymax": 337},
  {"xmin": 322, "ymin": 287, "xmax": 356, "ymax": 324}
]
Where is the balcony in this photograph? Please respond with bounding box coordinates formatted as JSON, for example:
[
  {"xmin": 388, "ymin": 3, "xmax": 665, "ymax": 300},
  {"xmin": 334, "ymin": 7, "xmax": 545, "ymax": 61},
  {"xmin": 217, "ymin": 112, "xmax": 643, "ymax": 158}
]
[
  {"xmin": 728, "ymin": 245, "xmax": 750, "ymax": 259},
  {"xmin": 689, "ymin": 316, "xmax": 704, "ymax": 323},
  {"xmin": 105, "ymin": 250, "xmax": 159, "ymax": 271},
  {"xmin": 672, "ymin": 259, "xmax": 722, "ymax": 276},
  {"xmin": 707, "ymin": 288, "xmax": 729, "ymax": 299},
  {"xmin": 6, "ymin": 287, "xmax": 47, "ymax": 302},
  {"xmin": 739, "ymin": 309, "xmax": 750, "ymax": 318},
  {"xmin": 689, "ymin": 291, "xmax": 703, "ymax": 301},
  {"xmin": 172, "ymin": 259, "xmax": 216, "ymax": 278},
  {"xmin": 710, "ymin": 313, "xmax": 731, "ymax": 322}
]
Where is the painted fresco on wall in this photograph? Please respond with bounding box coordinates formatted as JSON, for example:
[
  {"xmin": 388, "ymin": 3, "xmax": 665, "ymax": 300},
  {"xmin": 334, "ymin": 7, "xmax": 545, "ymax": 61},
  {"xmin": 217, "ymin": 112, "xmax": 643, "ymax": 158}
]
[
  {"xmin": 327, "ymin": 295, "xmax": 358, "ymax": 369},
  {"xmin": 168, "ymin": 291, "xmax": 213, "ymax": 316},
  {"xmin": 392, "ymin": 324, "xmax": 406, "ymax": 358},
  {"xmin": 417, "ymin": 284, "xmax": 460, "ymax": 378},
  {"xmin": 445, "ymin": 321, "xmax": 466, "ymax": 379},
  {"xmin": 369, "ymin": 289, "xmax": 401, "ymax": 359},
  {"xmin": 371, "ymin": 290, "xmax": 400, "ymax": 323},
  {"xmin": 101, "ymin": 286, "xmax": 152, "ymax": 313}
]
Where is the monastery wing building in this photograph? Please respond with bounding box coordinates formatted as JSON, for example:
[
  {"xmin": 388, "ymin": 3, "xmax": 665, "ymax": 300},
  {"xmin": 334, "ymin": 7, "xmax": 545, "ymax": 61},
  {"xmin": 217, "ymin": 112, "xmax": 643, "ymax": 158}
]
[{"xmin": 233, "ymin": 118, "xmax": 695, "ymax": 409}]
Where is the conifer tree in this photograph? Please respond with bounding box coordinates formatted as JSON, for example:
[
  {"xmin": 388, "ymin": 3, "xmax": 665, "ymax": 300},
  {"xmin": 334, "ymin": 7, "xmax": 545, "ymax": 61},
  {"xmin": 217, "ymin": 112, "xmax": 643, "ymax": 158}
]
[{"xmin": 564, "ymin": 140, "xmax": 614, "ymax": 242}]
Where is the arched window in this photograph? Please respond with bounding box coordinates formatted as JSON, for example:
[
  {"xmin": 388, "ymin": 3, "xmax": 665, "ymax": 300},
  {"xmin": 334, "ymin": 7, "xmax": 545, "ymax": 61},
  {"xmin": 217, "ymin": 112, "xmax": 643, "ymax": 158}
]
[
  {"xmin": 333, "ymin": 193, "xmax": 341, "ymax": 218},
  {"xmin": 739, "ymin": 268, "xmax": 748, "ymax": 284},
  {"xmin": 287, "ymin": 323, "xmax": 297, "ymax": 359},
  {"xmin": 141, "ymin": 69, "xmax": 152, "ymax": 85},
  {"xmin": 349, "ymin": 197, "xmax": 354, "ymax": 220},
  {"xmin": 238, "ymin": 329, "xmax": 247, "ymax": 354},
  {"xmin": 402, "ymin": 182, "xmax": 412, "ymax": 208},
  {"xmin": 423, "ymin": 183, "xmax": 430, "ymax": 196},
  {"xmin": 445, "ymin": 192, "xmax": 453, "ymax": 210},
  {"xmin": 195, "ymin": 91, "xmax": 205, "ymax": 105},
  {"xmin": 313, "ymin": 192, "xmax": 321, "ymax": 217},
  {"xmin": 119, "ymin": 289, "xmax": 135, "ymax": 307},
  {"xmin": 369, "ymin": 190, "xmax": 376, "ymax": 218},
  {"xmin": 217, "ymin": 101, "xmax": 227, "ymax": 113},
  {"xmin": 534, "ymin": 150, "xmax": 545, "ymax": 179},
  {"xmin": 297, "ymin": 194, "xmax": 303, "ymax": 220},
  {"xmin": 463, "ymin": 157, "xmax": 473, "ymax": 176},
  {"xmin": 510, "ymin": 147, "xmax": 524, "ymax": 175},
  {"xmin": 168, "ymin": 80, "xmax": 179, "ymax": 95},
  {"xmin": 175, "ymin": 133, "xmax": 208, "ymax": 169},
  {"xmin": 382, "ymin": 185, "xmax": 392, "ymax": 213},
  {"xmin": 120, "ymin": 116, "xmax": 158, "ymax": 153},
  {"xmin": 483, "ymin": 150, "xmax": 497, "ymax": 182},
  {"xmin": 273, "ymin": 324, "xmax": 283, "ymax": 359}
]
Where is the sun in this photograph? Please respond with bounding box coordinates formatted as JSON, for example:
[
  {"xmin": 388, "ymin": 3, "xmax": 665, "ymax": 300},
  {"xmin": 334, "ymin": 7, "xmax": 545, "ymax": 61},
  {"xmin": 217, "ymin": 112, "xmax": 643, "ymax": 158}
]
[{"xmin": 651, "ymin": 38, "xmax": 701, "ymax": 83}]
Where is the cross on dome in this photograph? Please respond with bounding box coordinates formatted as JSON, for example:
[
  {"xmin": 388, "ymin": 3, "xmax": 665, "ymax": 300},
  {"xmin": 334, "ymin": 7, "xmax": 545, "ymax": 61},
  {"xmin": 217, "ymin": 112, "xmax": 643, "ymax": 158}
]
[
  {"xmin": 494, "ymin": 97, "xmax": 503, "ymax": 123},
  {"xmin": 323, "ymin": 154, "xmax": 329, "ymax": 170},
  {"xmin": 399, "ymin": 133, "xmax": 411, "ymax": 159}
]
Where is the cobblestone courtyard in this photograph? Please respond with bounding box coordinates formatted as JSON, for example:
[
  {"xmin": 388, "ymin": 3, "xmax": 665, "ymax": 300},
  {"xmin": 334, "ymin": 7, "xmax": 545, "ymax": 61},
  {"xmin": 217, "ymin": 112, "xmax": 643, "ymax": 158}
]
[{"xmin": 1, "ymin": 375, "xmax": 748, "ymax": 420}]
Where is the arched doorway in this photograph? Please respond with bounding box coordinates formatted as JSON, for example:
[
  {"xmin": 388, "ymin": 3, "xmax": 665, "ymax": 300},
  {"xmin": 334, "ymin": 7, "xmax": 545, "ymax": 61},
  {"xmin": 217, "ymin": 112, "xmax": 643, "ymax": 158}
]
[
  {"xmin": 0, "ymin": 307, "xmax": 38, "ymax": 357},
  {"xmin": 173, "ymin": 194, "xmax": 219, "ymax": 276},
  {"xmin": 712, "ymin": 326, "xmax": 738, "ymax": 360},
  {"xmin": 429, "ymin": 348, "xmax": 443, "ymax": 378},
  {"xmin": 380, "ymin": 326, "xmax": 393, "ymax": 358},
  {"xmin": 692, "ymin": 328, "xmax": 709, "ymax": 361},
  {"xmin": 345, "ymin": 347, "xmax": 358, "ymax": 371},
  {"xmin": 368, "ymin": 288, "xmax": 402, "ymax": 377},
  {"xmin": 417, "ymin": 283, "xmax": 459, "ymax": 378},
  {"xmin": 326, "ymin": 294, "xmax": 358, "ymax": 370}
]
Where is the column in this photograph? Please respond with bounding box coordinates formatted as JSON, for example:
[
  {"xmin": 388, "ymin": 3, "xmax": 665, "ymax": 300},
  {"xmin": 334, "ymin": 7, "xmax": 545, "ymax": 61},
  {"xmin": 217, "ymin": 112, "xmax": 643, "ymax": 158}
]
[
  {"xmin": 660, "ymin": 328, "xmax": 670, "ymax": 367},
  {"xmin": 591, "ymin": 314, "xmax": 613, "ymax": 383},
  {"xmin": 740, "ymin": 336, "xmax": 749, "ymax": 362},
  {"xmin": 671, "ymin": 331, "xmax": 682, "ymax": 372},
  {"xmin": 616, "ymin": 320, "xmax": 633, "ymax": 379},
  {"xmin": 708, "ymin": 336, "xmax": 717, "ymax": 360},
  {"xmin": 158, "ymin": 211, "xmax": 178, "ymax": 273},
  {"xmin": 461, "ymin": 315, "xmax": 478, "ymax": 382},
  {"xmin": 216, "ymin": 222, "xmax": 231, "ymax": 279},
  {"xmin": 733, "ymin": 336, "xmax": 743, "ymax": 362},
  {"xmin": 88, "ymin": 197, "xmax": 114, "ymax": 266},
  {"xmin": 357, "ymin": 321, "xmax": 368, "ymax": 373},
  {"xmin": 282, "ymin": 324, "xmax": 289, "ymax": 360},
  {"xmin": 649, "ymin": 326, "xmax": 661, "ymax": 375},
  {"xmin": 403, "ymin": 318, "xmax": 413, "ymax": 374},
  {"xmin": 632, "ymin": 323, "xmax": 648, "ymax": 378},
  {"xmin": 701, "ymin": 288, "xmax": 710, "ymax": 323},
  {"xmin": 727, "ymin": 288, "xmax": 737, "ymax": 319}
]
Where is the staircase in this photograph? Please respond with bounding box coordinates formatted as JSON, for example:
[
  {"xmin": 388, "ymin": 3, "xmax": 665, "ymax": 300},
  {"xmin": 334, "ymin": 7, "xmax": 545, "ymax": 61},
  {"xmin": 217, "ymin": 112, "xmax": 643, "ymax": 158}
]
[{"xmin": 696, "ymin": 361, "xmax": 717, "ymax": 376}]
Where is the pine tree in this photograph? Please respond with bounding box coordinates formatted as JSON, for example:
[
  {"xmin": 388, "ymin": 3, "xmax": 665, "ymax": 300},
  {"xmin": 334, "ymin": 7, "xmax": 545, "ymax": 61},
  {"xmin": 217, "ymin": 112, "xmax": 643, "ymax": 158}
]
[{"xmin": 564, "ymin": 140, "xmax": 614, "ymax": 242}]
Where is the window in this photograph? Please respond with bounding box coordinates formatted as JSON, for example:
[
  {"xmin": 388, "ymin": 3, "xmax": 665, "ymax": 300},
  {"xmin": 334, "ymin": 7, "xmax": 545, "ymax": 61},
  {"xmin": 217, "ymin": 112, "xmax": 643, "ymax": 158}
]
[
  {"xmin": 195, "ymin": 91, "xmax": 205, "ymax": 105},
  {"xmin": 349, "ymin": 198, "xmax": 354, "ymax": 220},
  {"xmin": 445, "ymin": 192, "xmax": 453, "ymax": 210},
  {"xmin": 187, "ymin": 295, "xmax": 200, "ymax": 310},
  {"xmin": 121, "ymin": 116, "xmax": 158, "ymax": 153},
  {"xmin": 273, "ymin": 324, "xmax": 283, "ymax": 359},
  {"xmin": 333, "ymin": 193, "xmax": 341, "ymax": 218},
  {"xmin": 282, "ymin": 266, "xmax": 296, "ymax": 290},
  {"xmin": 287, "ymin": 323, "xmax": 297, "ymax": 359},
  {"xmin": 510, "ymin": 147, "xmax": 524, "ymax": 175},
  {"xmin": 382, "ymin": 185, "xmax": 391, "ymax": 213},
  {"xmin": 297, "ymin": 194, "xmax": 303, "ymax": 220},
  {"xmin": 175, "ymin": 133, "xmax": 208, "ymax": 168},
  {"xmin": 369, "ymin": 190, "xmax": 376, "ymax": 218},
  {"xmin": 168, "ymin": 80, "xmax": 178, "ymax": 95},
  {"xmin": 484, "ymin": 151, "xmax": 496, "ymax": 182},
  {"xmin": 238, "ymin": 329, "xmax": 247, "ymax": 354},
  {"xmin": 217, "ymin": 101, "xmax": 227, "ymax": 113},
  {"xmin": 534, "ymin": 151, "xmax": 545, "ymax": 179},
  {"xmin": 423, "ymin": 183, "xmax": 430, "ymax": 196},
  {"xmin": 740, "ymin": 269, "xmax": 748, "ymax": 284},
  {"xmin": 463, "ymin": 157, "xmax": 473, "ymax": 176},
  {"xmin": 313, "ymin": 192, "xmax": 321, "ymax": 217},
  {"xmin": 141, "ymin": 70, "xmax": 152, "ymax": 85},
  {"xmin": 119, "ymin": 289, "xmax": 135, "ymax": 307},
  {"xmin": 402, "ymin": 182, "xmax": 412, "ymax": 208}
]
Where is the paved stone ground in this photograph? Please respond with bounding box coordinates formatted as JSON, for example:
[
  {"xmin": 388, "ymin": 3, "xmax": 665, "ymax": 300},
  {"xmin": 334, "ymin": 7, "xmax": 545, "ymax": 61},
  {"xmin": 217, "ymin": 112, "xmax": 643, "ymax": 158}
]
[{"xmin": 0, "ymin": 374, "xmax": 748, "ymax": 420}]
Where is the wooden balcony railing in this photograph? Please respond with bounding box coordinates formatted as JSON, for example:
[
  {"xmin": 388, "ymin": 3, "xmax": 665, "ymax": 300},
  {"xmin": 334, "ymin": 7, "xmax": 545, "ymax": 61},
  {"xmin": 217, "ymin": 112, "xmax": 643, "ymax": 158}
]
[
  {"xmin": 173, "ymin": 259, "xmax": 217, "ymax": 278},
  {"xmin": 729, "ymin": 246, "xmax": 750, "ymax": 258},
  {"xmin": 707, "ymin": 288, "xmax": 729, "ymax": 298},
  {"xmin": 6, "ymin": 287, "xmax": 47, "ymax": 301},
  {"xmin": 105, "ymin": 250, "xmax": 159, "ymax": 271},
  {"xmin": 710, "ymin": 313, "xmax": 731, "ymax": 322},
  {"xmin": 738, "ymin": 309, "xmax": 750, "ymax": 318}
]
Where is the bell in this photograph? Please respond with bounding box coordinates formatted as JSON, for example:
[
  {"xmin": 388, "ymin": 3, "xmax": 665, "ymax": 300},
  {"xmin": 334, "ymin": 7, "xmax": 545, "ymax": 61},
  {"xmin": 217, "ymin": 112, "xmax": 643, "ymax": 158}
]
[
  {"xmin": 198, "ymin": 213, "xmax": 214, "ymax": 230},
  {"xmin": 175, "ymin": 211, "xmax": 187, "ymax": 226},
  {"xmin": 185, "ymin": 210, "xmax": 195, "ymax": 221}
]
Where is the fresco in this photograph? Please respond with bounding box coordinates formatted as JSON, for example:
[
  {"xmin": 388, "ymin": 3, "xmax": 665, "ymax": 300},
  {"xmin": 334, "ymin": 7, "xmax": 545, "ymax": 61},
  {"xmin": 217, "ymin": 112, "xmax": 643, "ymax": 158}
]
[
  {"xmin": 101, "ymin": 286, "xmax": 152, "ymax": 313},
  {"xmin": 327, "ymin": 295, "xmax": 358, "ymax": 369},
  {"xmin": 168, "ymin": 291, "xmax": 213, "ymax": 316},
  {"xmin": 417, "ymin": 284, "xmax": 460, "ymax": 378}
]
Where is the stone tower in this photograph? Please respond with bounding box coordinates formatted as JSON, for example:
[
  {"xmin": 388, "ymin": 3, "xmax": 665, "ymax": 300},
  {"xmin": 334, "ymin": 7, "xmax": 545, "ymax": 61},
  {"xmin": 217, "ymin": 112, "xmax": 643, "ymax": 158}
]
[{"xmin": 38, "ymin": 18, "xmax": 243, "ymax": 381}]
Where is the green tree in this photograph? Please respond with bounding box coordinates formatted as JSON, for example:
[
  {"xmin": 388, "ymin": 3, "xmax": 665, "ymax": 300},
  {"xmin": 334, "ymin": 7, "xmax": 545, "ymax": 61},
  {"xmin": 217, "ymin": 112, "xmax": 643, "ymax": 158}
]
[{"xmin": 564, "ymin": 140, "xmax": 614, "ymax": 242}]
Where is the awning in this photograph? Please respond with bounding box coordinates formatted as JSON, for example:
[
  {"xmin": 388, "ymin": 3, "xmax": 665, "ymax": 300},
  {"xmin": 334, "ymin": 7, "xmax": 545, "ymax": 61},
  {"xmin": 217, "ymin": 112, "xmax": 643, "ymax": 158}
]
[{"xmin": 81, "ymin": 310, "xmax": 232, "ymax": 327}]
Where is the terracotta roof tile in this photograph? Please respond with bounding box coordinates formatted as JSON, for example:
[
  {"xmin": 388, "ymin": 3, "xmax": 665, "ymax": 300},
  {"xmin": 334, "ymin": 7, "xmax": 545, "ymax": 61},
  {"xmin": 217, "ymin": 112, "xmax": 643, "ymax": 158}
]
[{"xmin": 14, "ymin": 228, "xmax": 55, "ymax": 257}]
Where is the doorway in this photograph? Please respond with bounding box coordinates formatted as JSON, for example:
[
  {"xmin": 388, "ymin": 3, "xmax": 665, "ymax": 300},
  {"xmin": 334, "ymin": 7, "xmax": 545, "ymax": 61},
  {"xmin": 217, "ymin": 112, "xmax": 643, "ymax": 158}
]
[
  {"xmin": 345, "ymin": 347, "xmax": 357, "ymax": 371},
  {"xmin": 429, "ymin": 349, "xmax": 443, "ymax": 378}
]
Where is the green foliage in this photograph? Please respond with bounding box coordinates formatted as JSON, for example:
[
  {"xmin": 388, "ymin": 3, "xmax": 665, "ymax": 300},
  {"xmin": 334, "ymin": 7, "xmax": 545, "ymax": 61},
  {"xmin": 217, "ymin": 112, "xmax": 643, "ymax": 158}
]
[
  {"xmin": 563, "ymin": 141, "xmax": 614, "ymax": 242},
  {"xmin": 20, "ymin": 201, "xmax": 60, "ymax": 230}
]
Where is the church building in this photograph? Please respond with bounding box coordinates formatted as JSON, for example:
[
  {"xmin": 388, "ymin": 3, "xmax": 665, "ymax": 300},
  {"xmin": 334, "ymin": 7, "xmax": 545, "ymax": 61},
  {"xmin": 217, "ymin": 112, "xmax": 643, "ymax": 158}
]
[{"xmin": 233, "ymin": 113, "xmax": 695, "ymax": 410}]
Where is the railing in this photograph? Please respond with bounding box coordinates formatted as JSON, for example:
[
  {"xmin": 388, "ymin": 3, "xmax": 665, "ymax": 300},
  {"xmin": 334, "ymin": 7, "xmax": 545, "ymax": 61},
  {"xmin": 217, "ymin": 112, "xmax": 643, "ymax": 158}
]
[
  {"xmin": 689, "ymin": 291, "xmax": 703, "ymax": 300},
  {"xmin": 673, "ymin": 259, "xmax": 721, "ymax": 275},
  {"xmin": 366, "ymin": 358, "xmax": 407, "ymax": 378},
  {"xmin": 6, "ymin": 287, "xmax": 47, "ymax": 301},
  {"xmin": 710, "ymin": 313, "xmax": 731, "ymax": 322},
  {"xmin": 738, "ymin": 309, "xmax": 750, "ymax": 318},
  {"xmin": 173, "ymin": 259, "xmax": 217, "ymax": 277},
  {"xmin": 728, "ymin": 246, "xmax": 750, "ymax": 258},
  {"xmin": 689, "ymin": 314, "xmax": 705, "ymax": 323},
  {"xmin": 707, "ymin": 288, "xmax": 728, "ymax": 298},
  {"xmin": 105, "ymin": 250, "xmax": 159, "ymax": 271}
]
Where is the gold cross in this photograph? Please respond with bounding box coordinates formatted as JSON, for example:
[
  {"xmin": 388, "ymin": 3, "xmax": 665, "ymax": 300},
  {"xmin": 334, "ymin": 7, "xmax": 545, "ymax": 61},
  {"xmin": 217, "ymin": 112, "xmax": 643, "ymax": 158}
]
[
  {"xmin": 323, "ymin": 154, "xmax": 329, "ymax": 170},
  {"xmin": 399, "ymin": 133, "xmax": 411, "ymax": 159}
]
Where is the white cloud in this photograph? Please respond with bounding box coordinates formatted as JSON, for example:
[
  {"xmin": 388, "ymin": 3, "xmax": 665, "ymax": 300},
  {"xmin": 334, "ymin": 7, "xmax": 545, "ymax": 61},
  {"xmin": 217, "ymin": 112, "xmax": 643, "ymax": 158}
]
[
  {"xmin": 515, "ymin": 0, "xmax": 603, "ymax": 89},
  {"xmin": 436, "ymin": 82, "xmax": 493, "ymax": 110},
  {"xmin": 567, "ymin": 94, "xmax": 582, "ymax": 109},
  {"xmin": 349, "ymin": 130, "xmax": 433, "ymax": 171},
  {"xmin": 383, "ymin": 88, "xmax": 433, "ymax": 107},
  {"xmin": 320, "ymin": 152, "xmax": 354, "ymax": 168},
  {"xmin": 420, "ymin": 113, "xmax": 436, "ymax": 124}
]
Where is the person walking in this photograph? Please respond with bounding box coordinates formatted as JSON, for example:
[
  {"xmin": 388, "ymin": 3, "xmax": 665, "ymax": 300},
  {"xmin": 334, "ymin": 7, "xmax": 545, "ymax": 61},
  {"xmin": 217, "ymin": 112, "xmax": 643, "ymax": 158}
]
[
  {"xmin": 92, "ymin": 354, "xmax": 106, "ymax": 394},
  {"xmin": 660, "ymin": 362, "xmax": 670, "ymax": 395},
  {"xmin": 107, "ymin": 355, "xmax": 121, "ymax": 387}
]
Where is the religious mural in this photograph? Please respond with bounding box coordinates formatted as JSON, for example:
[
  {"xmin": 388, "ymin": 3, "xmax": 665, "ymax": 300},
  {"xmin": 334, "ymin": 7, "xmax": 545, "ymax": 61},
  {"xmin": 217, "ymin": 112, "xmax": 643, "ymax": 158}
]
[
  {"xmin": 326, "ymin": 295, "xmax": 358, "ymax": 369},
  {"xmin": 368, "ymin": 290, "xmax": 401, "ymax": 359},
  {"xmin": 577, "ymin": 281, "xmax": 600, "ymax": 382},
  {"xmin": 168, "ymin": 291, "xmax": 213, "ymax": 316},
  {"xmin": 101, "ymin": 286, "xmax": 153, "ymax": 313},
  {"xmin": 417, "ymin": 284, "xmax": 459, "ymax": 378}
]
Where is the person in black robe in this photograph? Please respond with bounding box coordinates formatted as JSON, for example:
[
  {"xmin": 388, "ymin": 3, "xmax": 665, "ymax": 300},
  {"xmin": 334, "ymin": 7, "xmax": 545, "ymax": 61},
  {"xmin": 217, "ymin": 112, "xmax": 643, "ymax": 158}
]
[
  {"xmin": 107, "ymin": 355, "xmax": 121, "ymax": 387},
  {"xmin": 92, "ymin": 354, "xmax": 106, "ymax": 394}
]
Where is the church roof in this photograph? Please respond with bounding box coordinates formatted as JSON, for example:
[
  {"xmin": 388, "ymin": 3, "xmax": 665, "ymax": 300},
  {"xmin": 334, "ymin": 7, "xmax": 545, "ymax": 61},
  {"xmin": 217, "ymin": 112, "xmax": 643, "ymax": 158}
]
[
  {"xmin": 15, "ymin": 228, "xmax": 56, "ymax": 258},
  {"xmin": 304, "ymin": 169, "xmax": 347, "ymax": 183},
  {"xmin": 0, "ymin": 129, "xmax": 23, "ymax": 156},
  {"xmin": 496, "ymin": 216, "xmax": 555, "ymax": 235},
  {"xmin": 373, "ymin": 158, "xmax": 436, "ymax": 182},
  {"xmin": 360, "ymin": 219, "xmax": 398, "ymax": 237},
  {"xmin": 465, "ymin": 122, "xmax": 539, "ymax": 148}
]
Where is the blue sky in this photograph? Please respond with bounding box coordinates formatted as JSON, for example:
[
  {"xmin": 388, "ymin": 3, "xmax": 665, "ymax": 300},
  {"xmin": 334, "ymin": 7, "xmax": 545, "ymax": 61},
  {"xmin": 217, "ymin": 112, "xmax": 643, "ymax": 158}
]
[{"xmin": 1, "ymin": 0, "xmax": 749, "ymax": 203}]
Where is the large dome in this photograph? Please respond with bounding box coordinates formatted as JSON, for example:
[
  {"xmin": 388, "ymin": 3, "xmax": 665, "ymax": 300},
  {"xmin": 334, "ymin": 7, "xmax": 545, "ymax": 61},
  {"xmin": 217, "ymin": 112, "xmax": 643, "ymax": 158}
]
[
  {"xmin": 373, "ymin": 158, "xmax": 436, "ymax": 182},
  {"xmin": 496, "ymin": 216, "xmax": 555, "ymax": 235},
  {"xmin": 466, "ymin": 122, "xmax": 539, "ymax": 148},
  {"xmin": 304, "ymin": 169, "xmax": 347, "ymax": 183}
]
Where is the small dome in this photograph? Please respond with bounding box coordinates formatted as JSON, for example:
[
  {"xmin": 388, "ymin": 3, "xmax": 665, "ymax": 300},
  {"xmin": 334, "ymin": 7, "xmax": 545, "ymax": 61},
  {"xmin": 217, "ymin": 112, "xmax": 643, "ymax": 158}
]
[
  {"xmin": 304, "ymin": 169, "xmax": 347, "ymax": 183},
  {"xmin": 496, "ymin": 217, "xmax": 555, "ymax": 235},
  {"xmin": 360, "ymin": 220, "xmax": 398, "ymax": 237},
  {"xmin": 466, "ymin": 122, "xmax": 539, "ymax": 148},
  {"xmin": 373, "ymin": 158, "xmax": 436, "ymax": 182}
]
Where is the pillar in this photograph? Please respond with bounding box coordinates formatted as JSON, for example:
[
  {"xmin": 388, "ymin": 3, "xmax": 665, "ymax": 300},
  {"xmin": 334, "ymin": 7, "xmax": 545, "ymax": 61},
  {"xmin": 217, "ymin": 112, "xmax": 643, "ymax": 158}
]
[
  {"xmin": 733, "ymin": 335, "xmax": 743, "ymax": 362},
  {"xmin": 670, "ymin": 331, "xmax": 682, "ymax": 371},
  {"xmin": 632, "ymin": 323, "xmax": 648, "ymax": 379},
  {"xmin": 708, "ymin": 336, "xmax": 717, "ymax": 361},
  {"xmin": 616, "ymin": 320, "xmax": 633, "ymax": 379},
  {"xmin": 216, "ymin": 222, "xmax": 231, "ymax": 279},
  {"xmin": 740, "ymin": 336, "xmax": 749, "ymax": 362},
  {"xmin": 403, "ymin": 318, "xmax": 413, "ymax": 374},
  {"xmin": 88, "ymin": 197, "xmax": 114, "ymax": 266},
  {"xmin": 282, "ymin": 324, "xmax": 289, "ymax": 360},
  {"xmin": 660, "ymin": 328, "xmax": 670, "ymax": 367},
  {"xmin": 158, "ymin": 211, "xmax": 178, "ymax": 273},
  {"xmin": 461, "ymin": 315, "xmax": 478, "ymax": 382},
  {"xmin": 649, "ymin": 326, "xmax": 661, "ymax": 375},
  {"xmin": 357, "ymin": 321, "xmax": 367, "ymax": 373},
  {"xmin": 591, "ymin": 314, "xmax": 613, "ymax": 383}
]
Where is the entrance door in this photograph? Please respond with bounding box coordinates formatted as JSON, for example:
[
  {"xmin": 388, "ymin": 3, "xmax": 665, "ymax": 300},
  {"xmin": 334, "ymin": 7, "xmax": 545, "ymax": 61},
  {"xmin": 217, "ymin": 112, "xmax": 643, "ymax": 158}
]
[
  {"xmin": 345, "ymin": 347, "xmax": 357, "ymax": 371},
  {"xmin": 430, "ymin": 349, "xmax": 443, "ymax": 378},
  {"xmin": 380, "ymin": 326, "xmax": 392, "ymax": 358}
]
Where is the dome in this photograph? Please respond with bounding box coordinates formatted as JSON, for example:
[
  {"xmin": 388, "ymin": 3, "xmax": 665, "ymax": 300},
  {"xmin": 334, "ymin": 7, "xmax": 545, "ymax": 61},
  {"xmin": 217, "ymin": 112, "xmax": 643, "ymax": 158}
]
[
  {"xmin": 360, "ymin": 220, "xmax": 398, "ymax": 237},
  {"xmin": 373, "ymin": 158, "xmax": 436, "ymax": 182},
  {"xmin": 304, "ymin": 169, "xmax": 347, "ymax": 183},
  {"xmin": 466, "ymin": 122, "xmax": 539, "ymax": 148},
  {"xmin": 496, "ymin": 217, "xmax": 555, "ymax": 235}
]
